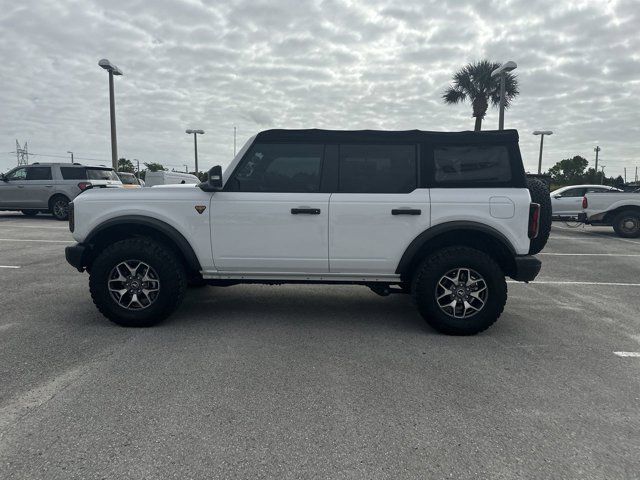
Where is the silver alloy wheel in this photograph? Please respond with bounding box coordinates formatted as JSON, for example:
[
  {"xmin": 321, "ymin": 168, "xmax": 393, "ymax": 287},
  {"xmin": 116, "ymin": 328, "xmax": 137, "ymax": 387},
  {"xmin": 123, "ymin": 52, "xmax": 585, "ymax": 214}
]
[
  {"xmin": 108, "ymin": 260, "xmax": 160, "ymax": 310},
  {"xmin": 435, "ymin": 267, "xmax": 488, "ymax": 319},
  {"xmin": 53, "ymin": 199, "xmax": 68, "ymax": 218},
  {"xmin": 621, "ymin": 216, "xmax": 639, "ymax": 234}
]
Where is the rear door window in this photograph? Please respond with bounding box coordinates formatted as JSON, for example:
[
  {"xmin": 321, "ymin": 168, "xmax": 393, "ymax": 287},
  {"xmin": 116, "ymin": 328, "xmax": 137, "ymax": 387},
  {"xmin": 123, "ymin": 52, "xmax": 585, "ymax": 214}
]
[
  {"xmin": 338, "ymin": 144, "xmax": 416, "ymax": 193},
  {"xmin": 433, "ymin": 145, "xmax": 511, "ymax": 185},
  {"xmin": 26, "ymin": 167, "xmax": 52, "ymax": 180},
  {"xmin": 60, "ymin": 167, "xmax": 87, "ymax": 180},
  {"xmin": 86, "ymin": 168, "xmax": 120, "ymax": 181}
]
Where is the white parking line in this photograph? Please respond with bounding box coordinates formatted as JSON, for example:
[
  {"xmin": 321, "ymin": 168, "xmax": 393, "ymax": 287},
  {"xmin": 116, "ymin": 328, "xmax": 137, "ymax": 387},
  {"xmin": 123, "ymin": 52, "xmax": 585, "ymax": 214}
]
[
  {"xmin": 0, "ymin": 265, "xmax": 21, "ymax": 269},
  {"xmin": 0, "ymin": 238, "xmax": 71, "ymax": 243},
  {"xmin": 508, "ymin": 280, "xmax": 640, "ymax": 287},
  {"xmin": 614, "ymin": 352, "xmax": 640, "ymax": 358},
  {"xmin": 552, "ymin": 226, "xmax": 640, "ymax": 245},
  {"xmin": 540, "ymin": 253, "xmax": 640, "ymax": 257}
]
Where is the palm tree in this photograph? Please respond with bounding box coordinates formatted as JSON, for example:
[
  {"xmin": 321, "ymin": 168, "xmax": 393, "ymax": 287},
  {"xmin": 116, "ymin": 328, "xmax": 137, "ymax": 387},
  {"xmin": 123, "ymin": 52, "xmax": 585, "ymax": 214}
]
[{"xmin": 443, "ymin": 60, "xmax": 519, "ymax": 131}]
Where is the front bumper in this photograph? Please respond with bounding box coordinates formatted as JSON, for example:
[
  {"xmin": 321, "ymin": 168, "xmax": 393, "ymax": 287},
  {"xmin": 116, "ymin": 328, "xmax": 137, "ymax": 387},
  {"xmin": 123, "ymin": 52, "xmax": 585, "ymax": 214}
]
[
  {"xmin": 65, "ymin": 243, "xmax": 88, "ymax": 272},
  {"xmin": 511, "ymin": 255, "xmax": 541, "ymax": 282}
]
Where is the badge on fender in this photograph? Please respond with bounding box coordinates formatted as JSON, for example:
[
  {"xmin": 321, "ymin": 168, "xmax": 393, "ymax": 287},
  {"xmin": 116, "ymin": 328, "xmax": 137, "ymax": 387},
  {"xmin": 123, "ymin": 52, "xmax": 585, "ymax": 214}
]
[{"xmin": 195, "ymin": 205, "xmax": 206, "ymax": 214}]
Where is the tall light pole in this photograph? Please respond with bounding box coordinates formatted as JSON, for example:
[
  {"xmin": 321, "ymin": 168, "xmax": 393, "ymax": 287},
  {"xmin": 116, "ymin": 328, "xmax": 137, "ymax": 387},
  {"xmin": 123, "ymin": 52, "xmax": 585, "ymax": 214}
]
[
  {"xmin": 233, "ymin": 126, "xmax": 237, "ymax": 156},
  {"xmin": 600, "ymin": 165, "xmax": 606, "ymax": 185},
  {"xmin": 67, "ymin": 151, "xmax": 74, "ymax": 163},
  {"xmin": 491, "ymin": 61, "xmax": 517, "ymax": 130},
  {"xmin": 533, "ymin": 130, "xmax": 553, "ymax": 174},
  {"xmin": 133, "ymin": 158, "xmax": 140, "ymax": 179},
  {"xmin": 594, "ymin": 146, "xmax": 601, "ymax": 180},
  {"xmin": 185, "ymin": 129, "xmax": 204, "ymax": 173},
  {"xmin": 98, "ymin": 59, "xmax": 123, "ymax": 171}
]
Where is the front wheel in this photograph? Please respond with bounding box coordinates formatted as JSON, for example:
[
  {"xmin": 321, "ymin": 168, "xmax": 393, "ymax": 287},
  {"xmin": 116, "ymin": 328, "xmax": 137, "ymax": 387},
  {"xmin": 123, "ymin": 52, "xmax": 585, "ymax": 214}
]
[
  {"xmin": 612, "ymin": 211, "xmax": 640, "ymax": 238},
  {"xmin": 412, "ymin": 247, "xmax": 507, "ymax": 335},
  {"xmin": 89, "ymin": 238, "xmax": 187, "ymax": 327}
]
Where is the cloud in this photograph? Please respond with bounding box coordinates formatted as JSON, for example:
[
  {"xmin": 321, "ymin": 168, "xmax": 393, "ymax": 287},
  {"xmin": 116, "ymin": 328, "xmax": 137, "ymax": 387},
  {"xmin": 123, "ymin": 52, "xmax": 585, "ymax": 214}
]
[{"xmin": 0, "ymin": 0, "xmax": 638, "ymax": 177}]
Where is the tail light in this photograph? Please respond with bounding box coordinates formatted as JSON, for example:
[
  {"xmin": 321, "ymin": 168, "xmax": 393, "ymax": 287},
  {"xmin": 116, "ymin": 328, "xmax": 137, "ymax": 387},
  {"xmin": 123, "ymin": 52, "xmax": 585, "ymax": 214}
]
[
  {"xmin": 582, "ymin": 196, "xmax": 588, "ymax": 209},
  {"xmin": 68, "ymin": 202, "xmax": 74, "ymax": 232},
  {"xmin": 528, "ymin": 203, "xmax": 540, "ymax": 239},
  {"xmin": 78, "ymin": 182, "xmax": 93, "ymax": 191}
]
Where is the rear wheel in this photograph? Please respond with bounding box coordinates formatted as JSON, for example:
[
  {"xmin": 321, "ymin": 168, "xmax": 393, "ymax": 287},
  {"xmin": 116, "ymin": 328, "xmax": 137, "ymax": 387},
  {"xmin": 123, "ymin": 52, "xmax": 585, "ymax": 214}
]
[
  {"xmin": 21, "ymin": 210, "xmax": 39, "ymax": 217},
  {"xmin": 89, "ymin": 238, "xmax": 187, "ymax": 327},
  {"xmin": 50, "ymin": 195, "xmax": 70, "ymax": 221},
  {"xmin": 612, "ymin": 210, "xmax": 640, "ymax": 238},
  {"xmin": 412, "ymin": 246, "xmax": 507, "ymax": 335}
]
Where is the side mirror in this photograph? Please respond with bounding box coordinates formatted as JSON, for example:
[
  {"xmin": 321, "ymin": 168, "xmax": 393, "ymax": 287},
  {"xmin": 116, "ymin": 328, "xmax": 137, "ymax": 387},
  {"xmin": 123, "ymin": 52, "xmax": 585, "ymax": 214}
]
[
  {"xmin": 553, "ymin": 195, "xmax": 561, "ymax": 199},
  {"xmin": 199, "ymin": 165, "xmax": 223, "ymax": 192}
]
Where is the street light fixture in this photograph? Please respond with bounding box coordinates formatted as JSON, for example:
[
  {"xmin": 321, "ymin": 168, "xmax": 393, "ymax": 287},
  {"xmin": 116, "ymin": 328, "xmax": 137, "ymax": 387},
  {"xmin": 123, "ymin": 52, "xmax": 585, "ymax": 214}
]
[
  {"xmin": 99, "ymin": 59, "xmax": 123, "ymax": 171},
  {"xmin": 67, "ymin": 151, "xmax": 74, "ymax": 163},
  {"xmin": 491, "ymin": 61, "xmax": 517, "ymax": 130},
  {"xmin": 185, "ymin": 129, "xmax": 205, "ymax": 173},
  {"xmin": 532, "ymin": 130, "xmax": 553, "ymax": 174}
]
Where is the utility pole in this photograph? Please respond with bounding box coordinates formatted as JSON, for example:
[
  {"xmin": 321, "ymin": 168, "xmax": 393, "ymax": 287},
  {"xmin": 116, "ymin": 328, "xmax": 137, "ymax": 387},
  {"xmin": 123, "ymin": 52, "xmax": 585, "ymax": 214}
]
[
  {"xmin": 233, "ymin": 126, "xmax": 237, "ymax": 156},
  {"xmin": 594, "ymin": 146, "xmax": 601, "ymax": 180},
  {"xmin": 134, "ymin": 159, "xmax": 140, "ymax": 178},
  {"xmin": 635, "ymin": 166, "xmax": 638, "ymax": 182},
  {"xmin": 600, "ymin": 165, "xmax": 606, "ymax": 185},
  {"xmin": 624, "ymin": 167, "xmax": 627, "ymax": 184},
  {"xmin": 184, "ymin": 164, "xmax": 189, "ymax": 173}
]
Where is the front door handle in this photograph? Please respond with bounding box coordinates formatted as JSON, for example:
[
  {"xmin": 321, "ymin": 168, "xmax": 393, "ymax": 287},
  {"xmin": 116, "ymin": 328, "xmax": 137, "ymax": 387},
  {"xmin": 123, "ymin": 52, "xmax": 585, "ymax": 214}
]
[
  {"xmin": 291, "ymin": 208, "xmax": 320, "ymax": 215},
  {"xmin": 392, "ymin": 208, "xmax": 421, "ymax": 215}
]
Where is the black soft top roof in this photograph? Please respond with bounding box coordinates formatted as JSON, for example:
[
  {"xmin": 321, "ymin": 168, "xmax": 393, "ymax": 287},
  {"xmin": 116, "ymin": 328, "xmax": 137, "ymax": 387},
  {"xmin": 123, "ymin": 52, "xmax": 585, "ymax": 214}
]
[{"xmin": 255, "ymin": 128, "xmax": 519, "ymax": 144}]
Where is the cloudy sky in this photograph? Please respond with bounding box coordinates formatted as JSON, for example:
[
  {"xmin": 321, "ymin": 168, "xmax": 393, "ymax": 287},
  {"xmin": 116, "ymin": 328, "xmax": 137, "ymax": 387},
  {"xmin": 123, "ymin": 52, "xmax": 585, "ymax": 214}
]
[{"xmin": 1, "ymin": 0, "xmax": 639, "ymax": 178}]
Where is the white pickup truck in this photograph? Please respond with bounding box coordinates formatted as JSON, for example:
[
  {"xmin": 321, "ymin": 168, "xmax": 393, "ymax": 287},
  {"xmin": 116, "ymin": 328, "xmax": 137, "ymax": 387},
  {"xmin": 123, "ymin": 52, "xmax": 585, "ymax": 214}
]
[
  {"xmin": 65, "ymin": 129, "xmax": 548, "ymax": 335},
  {"xmin": 579, "ymin": 191, "xmax": 640, "ymax": 237}
]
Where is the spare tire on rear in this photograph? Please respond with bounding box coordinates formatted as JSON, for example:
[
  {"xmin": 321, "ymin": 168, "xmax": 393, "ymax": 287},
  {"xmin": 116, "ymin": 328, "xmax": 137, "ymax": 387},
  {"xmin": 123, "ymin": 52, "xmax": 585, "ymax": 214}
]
[{"xmin": 527, "ymin": 178, "xmax": 552, "ymax": 255}]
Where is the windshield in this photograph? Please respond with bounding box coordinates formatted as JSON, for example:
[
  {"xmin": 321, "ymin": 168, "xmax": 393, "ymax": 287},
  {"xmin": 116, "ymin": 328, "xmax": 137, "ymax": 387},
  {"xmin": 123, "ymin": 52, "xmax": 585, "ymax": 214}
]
[
  {"xmin": 87, "ymin": 168, "xmax": 120, "ymax": 181},
  {"xmin": 118, "ymin": 173, "xmax": 138, "ymax": 185}
]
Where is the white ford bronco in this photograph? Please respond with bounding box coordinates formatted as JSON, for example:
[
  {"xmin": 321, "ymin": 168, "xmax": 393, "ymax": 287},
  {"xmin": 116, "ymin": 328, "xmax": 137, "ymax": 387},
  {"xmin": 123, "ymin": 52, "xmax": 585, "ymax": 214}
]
[{"xmin": 66, "ymin": 129, "xmax": 547, "ymax": 335}]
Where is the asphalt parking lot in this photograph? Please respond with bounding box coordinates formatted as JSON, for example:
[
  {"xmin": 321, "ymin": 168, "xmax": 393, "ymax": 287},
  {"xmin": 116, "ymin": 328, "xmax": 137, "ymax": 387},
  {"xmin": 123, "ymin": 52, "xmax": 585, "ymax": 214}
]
[{"xmin": 1, "ymin": 212, "xmax": 639, "ymax": 479}]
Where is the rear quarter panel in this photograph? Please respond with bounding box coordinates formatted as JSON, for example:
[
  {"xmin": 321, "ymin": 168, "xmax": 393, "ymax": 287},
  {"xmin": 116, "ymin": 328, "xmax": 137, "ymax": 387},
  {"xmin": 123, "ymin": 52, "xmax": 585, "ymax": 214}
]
[
  {"xmin": 430, "ymin": 188, "xmax": 531, "ymax": 255},
  {"xmin": 585, "ymin": 193, "xmax": 640, "ymax": 218}
]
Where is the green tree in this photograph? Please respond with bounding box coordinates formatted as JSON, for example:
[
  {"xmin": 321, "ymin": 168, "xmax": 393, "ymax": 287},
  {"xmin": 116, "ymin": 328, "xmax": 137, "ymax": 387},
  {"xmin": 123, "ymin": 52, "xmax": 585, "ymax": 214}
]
[
  {"xmin": 117, "ymin": 158, "xmax": 135, "ymax": 173},
  {"xmin": 443, "ymin": 60, "xmax": 519, "ymax": 131},
  {"xmin": 614, "ymin": 175, "xmax": 625, "ymax": 189},
  {"xmin": 547, "ymin": 156, "xmax": 589, "ymax": 185},
  {"xmin": 143, "ymin": 162, "xmax": 165, "ymax": 172}
]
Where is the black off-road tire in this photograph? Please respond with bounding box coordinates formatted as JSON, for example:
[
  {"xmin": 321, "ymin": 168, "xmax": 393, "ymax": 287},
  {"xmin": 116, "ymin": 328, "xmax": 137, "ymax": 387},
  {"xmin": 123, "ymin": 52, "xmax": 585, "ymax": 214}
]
[
  {"xmin": 49, "ymin": 195, "xmax": 70, "ymax": 221},
  {"xmin": 527, "ymin": 178, "xmax": 552, "ymax": 254},
  {"xmin": 612, "ymin": 210, "xmax": 640, "ymax": 238},
  {"xmin": 412, "ymin": 246, "xmax": 507, "ymax": 335},
  {"xmin": 89, "ymin": 238, "xmax": 187, "ymax": 327},
  {"xmin": 21, "ymin": 210, "xmax": 39, "ymax": 217}
]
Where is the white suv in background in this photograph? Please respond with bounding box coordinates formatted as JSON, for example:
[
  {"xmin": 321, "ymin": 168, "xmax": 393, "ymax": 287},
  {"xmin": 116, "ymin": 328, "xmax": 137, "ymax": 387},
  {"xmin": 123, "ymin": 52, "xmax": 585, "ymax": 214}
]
[
  {"xmin": 0, "ymin": 163, "xmax": 122, "ymax": 220},
  {"xmin": 66, "ymin": 129, "xmax": 548, "ymax": 335}
]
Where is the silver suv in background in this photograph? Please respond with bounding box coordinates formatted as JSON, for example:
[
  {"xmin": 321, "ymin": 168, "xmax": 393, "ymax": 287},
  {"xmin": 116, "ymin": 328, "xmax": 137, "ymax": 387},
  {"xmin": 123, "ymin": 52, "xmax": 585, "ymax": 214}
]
[{"xmin": 0, "ymin": 163, "xmax": 122, "ymax": 220}]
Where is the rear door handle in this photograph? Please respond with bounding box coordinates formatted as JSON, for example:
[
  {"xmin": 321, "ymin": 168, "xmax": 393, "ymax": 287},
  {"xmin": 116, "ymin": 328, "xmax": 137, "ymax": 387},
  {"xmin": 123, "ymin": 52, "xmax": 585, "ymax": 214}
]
[
  {"xmin": 291, "ymin": 208, "xmax": 321, "ymax": 215},
  {"xmin": 392, "ymin": 208, "xmax": 421, "ymax": 215}
]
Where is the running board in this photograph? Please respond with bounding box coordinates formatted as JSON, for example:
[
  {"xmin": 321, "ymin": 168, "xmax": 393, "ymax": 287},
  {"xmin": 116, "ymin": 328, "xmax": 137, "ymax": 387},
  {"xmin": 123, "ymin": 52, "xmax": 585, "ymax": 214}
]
[{"xmin": 201, "ymin": 271, "xmax": 402, "ymax": 283}]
